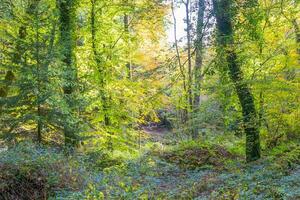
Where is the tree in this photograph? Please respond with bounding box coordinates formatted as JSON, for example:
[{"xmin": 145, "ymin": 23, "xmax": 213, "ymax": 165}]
[
  {"xmin": 184, "ymin": 0, "xmax": 193, "ymax": 115},
  {"xmin": 123, "ymin": 0, "xmax": 132, "ymax": 79},
  {"xmin": 90, "ymin": 0, "xmax": 113, "ymax": 150},
  {"xmin": 0, "ymin": 0, "xmax": 63, "ymax": 144},
  {"xmin": 192, "ymin": 0, "xmax": 206, "ymax": 137},
  {"xmin": 213, "ymin": 0, "xmax": 261, "ymax": 162},
  {"xmin": 193, "ymin": 0, "xmax": 205, "ymax": 108},
  {"xmin": 57, "ymin": 0, "xmax": 79, "ymax": 146}
]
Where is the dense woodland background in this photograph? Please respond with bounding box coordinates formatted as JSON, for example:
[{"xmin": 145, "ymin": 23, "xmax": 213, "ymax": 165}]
[{"xmin": 0, "ymin": 0, "xmax": 299, "ymax": 199}]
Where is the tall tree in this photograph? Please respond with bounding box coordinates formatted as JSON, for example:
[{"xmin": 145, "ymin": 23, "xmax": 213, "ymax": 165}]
[
  {"xmin": 0, "ymin": 0, "xmax": 61, "ymax": 144},
  {"xmin": 171, "ymin": 0, "xmax": 188, "ymax": 125},
  {"xmin": 184, "ymin": 0, "xmax": 193, "ymax": 113},
  {"xmin": 90, "ymin": 0, "xmax": 112, "ymax": 150},
  {"xmin": 124, "ymin": 0, "xmax": 132, "ymax": 79},
  {"xmin": 192, "ymin": 0, "xmax": 206, "ymax": 137},
  {"xmin": 213, "ymin": 0, "xmax": 261, "ymax": 162},
  {"xmin": 57, "ymin": 0, "xmax": 79, "ymax": 146},
  {"xmin": 193, "ymin": 0, "xmax": 205, "ymax": 108}
]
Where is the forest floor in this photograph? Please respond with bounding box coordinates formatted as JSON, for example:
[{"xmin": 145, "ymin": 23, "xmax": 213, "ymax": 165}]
[
  {"xmin": 142, "ymin": 125, "xmax": 170, "ymax": 143},
  {"xmin": 0, "ymin": 129, "xmax": 300, "ymax": 199},
  {"xmin": 134, "ymin": 127, "xmax": 300, "ymax": 199}
]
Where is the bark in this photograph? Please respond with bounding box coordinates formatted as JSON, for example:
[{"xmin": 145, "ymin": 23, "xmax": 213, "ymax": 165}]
[
  {"xmin": 213, "ymin": 0, "xmax": 261, "ymax": 162},
  {"xmin": 185, "ymin": 0, "xmax": 193, "ymax": 112},
  {"xmin": 123, "ymin": 0, "xmax": 132, "ymax": 79},
  {"xmin": 171, "ymin": 1, "xmax": 188, "ymax": 124},
  {"xmin": 57, "ymin": 0, "xmax": 78, "ymax": 146},
  {"xmin": 292, "ymin": 19, "xmax": 300, "ymax": 63},
  {"xmin": 34, "ymin": 4, "xmax": 42, "ymax": 143},
  {"xmin": 193, "ymin": 0, "xmax": 205, "ymax": 108},
  {"xmin": 91, "ymin": 0, "xmax": 112, "ymax": 150},
  {"xmin": 192, "ymin": 0, "xmax": 206, "ymax": 137}
]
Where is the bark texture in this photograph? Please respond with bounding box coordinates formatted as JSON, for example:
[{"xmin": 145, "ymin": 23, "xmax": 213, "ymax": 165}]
[
  {"xmin": 193, "ymin": 0, "xmax": 205, "ymax": 108},
  {"xmin": 213, "ymin": 0, "xmax": 261, "ymax": 162},
  {"xmin": 57, "ymin": 0, "xmax": 78, "ymax": 146},
  {"xmin": 91, "ymin": 0, "xmax": 112, "ymax": 150}
]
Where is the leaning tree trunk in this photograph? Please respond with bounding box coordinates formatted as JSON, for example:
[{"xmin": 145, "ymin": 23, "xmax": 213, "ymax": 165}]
[
  {"xmin": 57, "ymin": 0, "xmax": 78, "ymax": 146},
  {"xmin": 213, "ymin": 0, "xmax": 261, "ymax": 162}
]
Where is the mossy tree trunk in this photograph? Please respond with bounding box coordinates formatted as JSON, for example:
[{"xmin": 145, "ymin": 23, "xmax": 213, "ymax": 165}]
[
  {"xmin": 57, "ymin": 0, "xmax": 78, "ymax": 146},
  {"xmin": 213, "ymin": 0, "xmax": 261, "ymax": 162},
  {"xmin": 91, "ymin": 0, "xmax": 112, "ymax": 151}
]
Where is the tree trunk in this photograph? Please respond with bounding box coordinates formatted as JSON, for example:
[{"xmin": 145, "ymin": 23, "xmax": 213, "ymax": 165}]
[
  {"xmin": 57, "ymin": 0, "xmax": 78, "ymax": 146},
  {"xmin": 34, "ymin": 4, "xmax": 42, "ymax": 143},
  {"xmin": 185, "ymin": 0, "xmax": 193, "ymax": 112},
  {"xmin": 193, "ymin": 0, "xmax": 205, "ymax": 108},
  {"xmin": 171, "ymin": 1, "xmax": 188, "ymax": 125},
  {"xmin": 124, "ymin": 0, "xmax": 132, "ymax": 79},
  {"xmin": 292, "ymin": 19, "xmax": 300, "ymax": 63},
  {"xmin": 91, "ymin": 0, "xmax": 112, "ymax": 151},
  {"xmin": 213, "ymin": 0, "xmax": 261, "ymax": 162},
  {"xmin": 192, "ymin": 0, "xmax": 205, "ymax": 137}
]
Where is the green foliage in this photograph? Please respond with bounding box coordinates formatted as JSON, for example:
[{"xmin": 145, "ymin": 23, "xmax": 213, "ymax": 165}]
[
  {"xmin": 0, "ymin": 0, "xmax": 299, "ymax": 199},
  {"xmin": 0, "ymin": 142, "xmax": 86, "ymax": 199},
  {"xmin": 153, "ymin": 140, "xmax": 238, "ymax": 170},
  {"xmin": 84, "ymin": 150, "xmax": 124, "ymax": 170},
  {"xmin": 0, "ymin": 0, "xmax": 75, "ymax": 144},
  {"xmin": 269, "ymin": 142, "xmax": 300, "ymax": 171},
  {"xmin": 1, "ymin": 139, "xmax": 300, "ymax": 200}
]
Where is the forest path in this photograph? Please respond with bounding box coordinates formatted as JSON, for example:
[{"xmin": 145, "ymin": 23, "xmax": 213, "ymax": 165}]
[{"xmin": 142, "ymin": 125, "xmax": 170, "ymax": 144}]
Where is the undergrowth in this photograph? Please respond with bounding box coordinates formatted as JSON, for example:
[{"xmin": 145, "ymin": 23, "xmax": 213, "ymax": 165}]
[
  {"xmin": 0, "ymin": 137, "xmax": 299, "ymax": 199},
  {"xmin": 0, "ymin": 142, "xmax": 86, "ymax": 199},
  {"xmin": 153, "ymin": 140, "xmax": 239, "ymax": 170}
]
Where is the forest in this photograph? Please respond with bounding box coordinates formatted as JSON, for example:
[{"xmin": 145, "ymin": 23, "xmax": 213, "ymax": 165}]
[{"xmin": 0, "ymin": 0, "xmax": 299, "ymax": 199}]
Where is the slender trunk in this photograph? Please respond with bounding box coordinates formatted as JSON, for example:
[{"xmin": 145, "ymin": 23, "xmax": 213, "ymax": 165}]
[
  {"xmin": 91, "ymin": 0, "xmax": 112, "ymax": 151},
  {"xmin": 171, "ymin": 1, "xmax": 188, "ymax": 124},
  {"xmin": 258, "ymin": 91, "xmax": 264, "ymax": 127},
  {"xmin": 193, "ymin": 0, "xmax": 205, "ymax": 108},
  {"xmin": 213, "ymin": 0, "xmax": 261, "ymax": 162},
  {"xmin": 57, "ymin": 0, "xmax": 78, "ymax": 146},
  {"xmin": 292, "ymin": 19, "xmax": 300, "ymax": 63},
  {"xmin": 35, "ymin": 5, "xmax": 42, "ymax": 143},
  {"xmin": 185, "ymin": 0, "xmax": 193, "ymax": 112},
  {"xmin": 124, "ymin": 1, "xmax": 132, "ymax": 79},
  {"xmin": 192, "ymin": 0, "xmax": 206, "ymax": 137}
]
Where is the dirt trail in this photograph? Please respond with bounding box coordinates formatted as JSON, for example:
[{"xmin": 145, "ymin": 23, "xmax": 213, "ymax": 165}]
[{"xmin": 142, "ymin": 125, "xmax": 170, "ymax": 143}]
